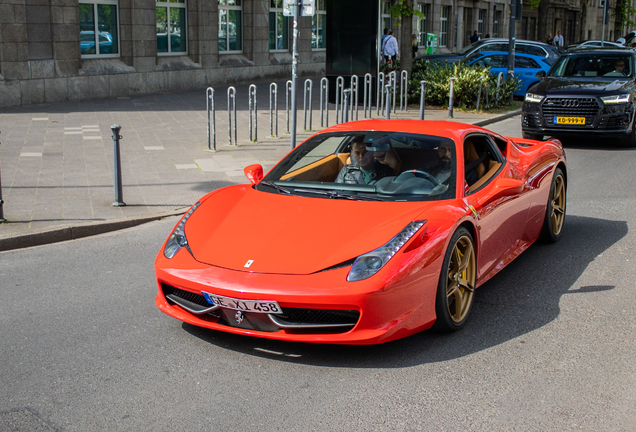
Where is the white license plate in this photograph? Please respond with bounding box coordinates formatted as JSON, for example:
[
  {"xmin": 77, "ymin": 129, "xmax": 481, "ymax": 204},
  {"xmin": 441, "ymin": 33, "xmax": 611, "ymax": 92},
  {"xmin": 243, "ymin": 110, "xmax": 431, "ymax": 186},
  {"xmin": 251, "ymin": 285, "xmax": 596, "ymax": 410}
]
[{"xmin": 202, "ymin": 291, "xmax": 282, "ymax": 314}]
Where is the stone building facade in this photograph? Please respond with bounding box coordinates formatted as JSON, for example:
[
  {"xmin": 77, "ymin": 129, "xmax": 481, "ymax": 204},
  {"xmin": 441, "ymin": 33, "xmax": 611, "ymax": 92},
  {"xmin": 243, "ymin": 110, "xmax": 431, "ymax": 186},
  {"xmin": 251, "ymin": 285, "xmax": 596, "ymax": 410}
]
[
  {"xmin": 0, "ymin": 0, "xmax": 624, "ymax": 108},
  {"xmin": 0, "ymin": 0, "xmax": 326, "ymax": 108}
]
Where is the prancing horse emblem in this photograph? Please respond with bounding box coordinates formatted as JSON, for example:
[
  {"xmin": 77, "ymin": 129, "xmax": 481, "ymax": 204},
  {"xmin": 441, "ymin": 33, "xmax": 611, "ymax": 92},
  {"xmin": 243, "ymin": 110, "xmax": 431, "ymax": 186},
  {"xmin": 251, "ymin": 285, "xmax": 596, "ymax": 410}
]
[{"xmin": 235, "ymin": 310, "xmax": 244, "ymax": 324}]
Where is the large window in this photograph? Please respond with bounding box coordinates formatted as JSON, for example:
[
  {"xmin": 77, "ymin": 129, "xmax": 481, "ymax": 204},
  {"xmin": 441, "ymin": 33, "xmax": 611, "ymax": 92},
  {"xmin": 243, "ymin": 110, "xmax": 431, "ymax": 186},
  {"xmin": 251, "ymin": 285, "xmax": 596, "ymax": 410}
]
[
  {"xmin": 79, "ymin": 0, "xmax": 119, "ymax": 58},
  {"xmin": 270, "ymin": 0, "xmax": 289, "ymax": 51},
  {"xmin": 417, "ymin": 4, "xmax": 430, "ymax": 47},
  {"xmin": 493, "ymin": 10, "xmax": 501, "ymax": 38},
  {"xmin": 312, "ymin": 0, "xmax": 326, "ymax": 50},
  {"xmin": 440, "ymin": 6, "xmax": 450, "ymax": 47},
  {"xmin": 219, "ymin": 0, "xmax": 242, "ymax": 52},
  {"xmin": 156, "ymin": 0, "xmax": 187, "ymax": 54},
  {"xmin": 478, "ymin": 9, "xmax": 485, "ymax": 37},
  {"xmin": 382, "ymin": 1, "xmax": 391, "ymax": 32}
]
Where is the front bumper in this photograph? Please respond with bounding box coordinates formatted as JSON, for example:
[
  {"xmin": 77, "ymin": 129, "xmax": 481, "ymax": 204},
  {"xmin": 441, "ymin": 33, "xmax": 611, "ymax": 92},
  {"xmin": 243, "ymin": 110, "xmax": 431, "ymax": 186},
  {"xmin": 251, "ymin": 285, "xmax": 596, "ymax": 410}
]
[
  {"xmin": 522, "ymin": 97, "xmax": 634, "ymax": 137},
  {"xmin": 154, "ymin": 243, "xmax": 443, "ymax": 345}
]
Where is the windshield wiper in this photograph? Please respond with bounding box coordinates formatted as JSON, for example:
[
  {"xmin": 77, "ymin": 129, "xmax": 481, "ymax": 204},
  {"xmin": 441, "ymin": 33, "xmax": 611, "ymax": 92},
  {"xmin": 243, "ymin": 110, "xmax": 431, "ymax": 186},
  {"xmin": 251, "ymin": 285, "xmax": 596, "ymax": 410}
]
[
  {"xmin": 293, "ymin": 188, "xmax": 383, "ymax": 201},
  {"xmin": 260, "ymin": 181, "xmax": 291, "ymax": 194}
]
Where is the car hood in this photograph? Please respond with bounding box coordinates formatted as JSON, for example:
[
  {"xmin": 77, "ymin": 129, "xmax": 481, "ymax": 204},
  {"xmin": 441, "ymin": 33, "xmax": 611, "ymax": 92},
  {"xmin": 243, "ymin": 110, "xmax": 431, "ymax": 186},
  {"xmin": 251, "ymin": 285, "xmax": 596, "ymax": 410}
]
[
  {"xmin": 184, "ymin": 185, "xmax": 437, "ymax": 275},
  {"xmin": 533, "ymin": 77, "xmax": 634, "ymax": 96}
]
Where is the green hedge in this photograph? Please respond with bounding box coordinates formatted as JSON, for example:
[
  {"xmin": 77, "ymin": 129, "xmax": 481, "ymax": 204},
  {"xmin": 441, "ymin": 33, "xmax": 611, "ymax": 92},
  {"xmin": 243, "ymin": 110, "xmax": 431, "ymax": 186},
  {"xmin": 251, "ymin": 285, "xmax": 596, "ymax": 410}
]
[{"xmin": 381, "ymin": 59, "xmax": 521, "ymax": 110}]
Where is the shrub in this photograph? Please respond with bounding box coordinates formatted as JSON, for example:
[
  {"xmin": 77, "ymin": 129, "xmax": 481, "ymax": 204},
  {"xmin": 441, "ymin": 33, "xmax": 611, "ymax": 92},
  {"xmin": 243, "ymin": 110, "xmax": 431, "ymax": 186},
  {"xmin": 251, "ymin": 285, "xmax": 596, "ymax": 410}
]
[{"xmin": 384, "ymin": 59, "xmax": 520, "ymax": 110}]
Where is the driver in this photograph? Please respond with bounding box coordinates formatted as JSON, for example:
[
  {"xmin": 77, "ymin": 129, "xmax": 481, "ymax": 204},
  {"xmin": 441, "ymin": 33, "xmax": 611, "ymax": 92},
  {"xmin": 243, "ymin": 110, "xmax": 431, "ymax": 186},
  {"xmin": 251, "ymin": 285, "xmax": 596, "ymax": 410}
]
[
  {"xmin": 614, "ymin": 59, "xmax": 627, "ymax": 75},
  {"xmin": 429, "ymin": 141, "xmax": 453, "ymax": 184}
]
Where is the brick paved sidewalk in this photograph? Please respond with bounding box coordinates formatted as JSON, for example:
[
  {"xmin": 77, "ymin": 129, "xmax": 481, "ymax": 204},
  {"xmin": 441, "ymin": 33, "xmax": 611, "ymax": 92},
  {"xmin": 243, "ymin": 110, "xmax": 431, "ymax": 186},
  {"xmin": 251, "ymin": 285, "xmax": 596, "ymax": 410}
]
[{"xmin": 0, "ymin": 77, "xmax": 519, "ymax": 249}]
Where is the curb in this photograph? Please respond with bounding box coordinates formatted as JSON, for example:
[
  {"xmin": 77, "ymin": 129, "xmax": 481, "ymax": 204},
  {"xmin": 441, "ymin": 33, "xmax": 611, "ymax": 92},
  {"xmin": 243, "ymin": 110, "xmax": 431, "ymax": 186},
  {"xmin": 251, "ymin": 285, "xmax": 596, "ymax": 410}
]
[
  {"xmin": 0, "ymin": 208, "xmax": 188, "ymax": 252},
  {"xmin": 0, "ymin": 111, "xmax": 521, "ymax": 252},
  {"xmin": 474, "ymin": 109, "xmax": 522, "ymax": 127}
]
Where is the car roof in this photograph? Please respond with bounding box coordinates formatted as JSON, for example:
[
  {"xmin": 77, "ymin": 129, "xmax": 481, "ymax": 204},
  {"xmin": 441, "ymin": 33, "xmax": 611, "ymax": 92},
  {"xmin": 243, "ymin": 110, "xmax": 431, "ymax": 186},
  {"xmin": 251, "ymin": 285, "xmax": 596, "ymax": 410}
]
[
  {"xmin": 565, "ymin": 47, "xmax": 634, "ymax": 54},
  {"xmin": 317, "ymin": 120, "xmax": 506, "ymax": 145},
  {"xmin": 476, "ymin": 38, "xmax": 554, "ymax": 47},
  {"xmin": 470, "ymin": 51, "xmax": 548, "ymax": 60}
]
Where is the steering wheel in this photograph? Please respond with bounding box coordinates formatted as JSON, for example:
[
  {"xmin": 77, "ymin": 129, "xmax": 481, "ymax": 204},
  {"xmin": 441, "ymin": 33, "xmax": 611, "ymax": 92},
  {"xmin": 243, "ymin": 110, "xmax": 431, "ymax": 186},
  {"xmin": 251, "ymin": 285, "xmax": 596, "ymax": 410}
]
[{"xmin": 396, "ymin": 169, "xmax": 440, "ymax": 186}]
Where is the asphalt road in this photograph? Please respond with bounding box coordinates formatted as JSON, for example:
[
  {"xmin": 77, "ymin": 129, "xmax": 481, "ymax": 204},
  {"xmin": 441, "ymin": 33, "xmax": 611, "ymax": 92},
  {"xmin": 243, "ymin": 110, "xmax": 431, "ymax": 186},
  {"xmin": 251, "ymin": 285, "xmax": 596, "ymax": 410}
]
[{"xmin": 1, "ymin": 117, "xmax": 635, "ymax": 431}]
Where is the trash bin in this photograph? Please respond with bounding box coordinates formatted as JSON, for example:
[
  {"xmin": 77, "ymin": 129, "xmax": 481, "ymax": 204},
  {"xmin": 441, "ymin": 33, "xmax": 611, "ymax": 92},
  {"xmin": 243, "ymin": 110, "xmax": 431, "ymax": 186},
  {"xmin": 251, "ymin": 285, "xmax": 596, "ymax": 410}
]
[{"xmin": 426, "ymin": 33, "xmax": 438, "ymax": 55}]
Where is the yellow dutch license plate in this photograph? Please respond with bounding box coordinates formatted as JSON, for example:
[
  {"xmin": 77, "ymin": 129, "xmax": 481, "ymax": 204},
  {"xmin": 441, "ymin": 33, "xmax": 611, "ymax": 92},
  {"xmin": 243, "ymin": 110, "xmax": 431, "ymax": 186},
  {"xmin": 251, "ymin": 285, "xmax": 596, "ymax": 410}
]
[{"xmin": 555, "ymin": 116, "xmax": 585, "ymax": 125}]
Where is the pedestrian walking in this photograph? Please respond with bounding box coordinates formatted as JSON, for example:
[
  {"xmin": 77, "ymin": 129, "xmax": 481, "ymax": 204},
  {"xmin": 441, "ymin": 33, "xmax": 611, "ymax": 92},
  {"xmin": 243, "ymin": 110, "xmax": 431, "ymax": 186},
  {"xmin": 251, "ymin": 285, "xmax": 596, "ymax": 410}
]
[
  {"xmin": 553, "ymin": 31, "xmax": 564, "ymax": 47},
  {"xmin": 411, "ymin": 34, "xmax": 418, "ymax": 58},
  {"xmin": 470, "ymin": 30, "xmax": 479, "ymax": 43},
  {"xmin": 546, "ymin": 32, "xmax": 554, "ymax": 45},
  {"xmin": 382, "ymin": 29, "xmax": 399, "ymax": 63}
]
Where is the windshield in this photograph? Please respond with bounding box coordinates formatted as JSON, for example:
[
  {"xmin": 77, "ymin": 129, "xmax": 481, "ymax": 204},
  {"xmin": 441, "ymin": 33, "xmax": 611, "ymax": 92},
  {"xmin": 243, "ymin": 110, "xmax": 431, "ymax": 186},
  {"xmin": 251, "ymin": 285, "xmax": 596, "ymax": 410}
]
[
  {"xmin": 548, "ymin": 53, "xmax": 633, "ymax": 78},
  {"xmin": 259, "ymin": 131, "xmax": 457, "ymax": 201},
  {"xmin": 457, "ymin": 40, "xmax": 480, "ymax": 55}
]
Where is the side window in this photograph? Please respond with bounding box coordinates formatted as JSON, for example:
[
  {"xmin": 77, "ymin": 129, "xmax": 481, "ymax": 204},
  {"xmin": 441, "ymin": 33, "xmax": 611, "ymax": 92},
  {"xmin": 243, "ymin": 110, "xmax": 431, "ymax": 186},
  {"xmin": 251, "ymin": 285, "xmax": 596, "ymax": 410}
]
[
  {"xmin": 517, "ymin": 44, "xmax": 545, "ymax": 58},
  {"xmin": 488, "ymin": 55, "xmax": 507, "ymax": 68},
  {"xmin": 515, "ymin": 57, "xmax": 539, "ymax": 68},
  {"xmin": 464, "ymin": 134, "xmax": 504, "ymax": 192},
  {"xmin": 478, "ymin": 43, "xmax": 506, "ymax": 52}
]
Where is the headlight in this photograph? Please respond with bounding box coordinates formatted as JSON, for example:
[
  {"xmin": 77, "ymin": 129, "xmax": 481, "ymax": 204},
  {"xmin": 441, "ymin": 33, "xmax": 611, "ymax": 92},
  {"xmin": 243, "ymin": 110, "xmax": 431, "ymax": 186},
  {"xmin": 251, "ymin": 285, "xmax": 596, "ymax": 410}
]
[
  {"xmin": 601, "ymin": 94, "xmax": 631, "ymax": 104},
  {"xmin": 525, "ymin": 93, "xmax": 544, "ymax": 103},
  {"xmin": 347, "ymin": 221, "xmax": 426, "ymax": 282},
  {"xmin": 164, "ymin": 202, "xmax": 200, "ymax": 259}
]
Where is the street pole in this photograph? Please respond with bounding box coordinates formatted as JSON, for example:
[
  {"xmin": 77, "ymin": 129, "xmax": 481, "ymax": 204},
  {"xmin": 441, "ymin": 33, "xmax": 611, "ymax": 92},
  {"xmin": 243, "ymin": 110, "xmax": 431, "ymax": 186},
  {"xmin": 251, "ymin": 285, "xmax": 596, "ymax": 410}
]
[
  {"xmin": 506, "ymin": 0, "xmax": 517, "ymax": 82},
  {"xmin": 290, "ymin": 0, "xmax": 300, "ymax": 149}
]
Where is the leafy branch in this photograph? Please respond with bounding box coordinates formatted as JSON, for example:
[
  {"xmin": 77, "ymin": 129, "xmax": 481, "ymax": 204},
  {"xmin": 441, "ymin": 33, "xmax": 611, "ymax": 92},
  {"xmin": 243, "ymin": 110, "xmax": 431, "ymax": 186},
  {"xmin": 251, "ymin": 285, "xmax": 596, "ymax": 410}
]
[{"xmin": 388, "ymin": 0, "xmax": 424, "ymax": 24}]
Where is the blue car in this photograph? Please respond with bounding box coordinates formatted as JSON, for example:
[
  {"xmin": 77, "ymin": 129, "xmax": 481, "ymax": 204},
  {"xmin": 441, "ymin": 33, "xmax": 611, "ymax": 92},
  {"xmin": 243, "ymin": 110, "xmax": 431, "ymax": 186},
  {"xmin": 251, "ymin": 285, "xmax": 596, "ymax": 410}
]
[
  {"xmin": 80, "ymin": 31, "xmax": 115, "ymax": 55},
  {"xmin": 466, "ymin": 51, "xmax": 552, "ymax": 96}
]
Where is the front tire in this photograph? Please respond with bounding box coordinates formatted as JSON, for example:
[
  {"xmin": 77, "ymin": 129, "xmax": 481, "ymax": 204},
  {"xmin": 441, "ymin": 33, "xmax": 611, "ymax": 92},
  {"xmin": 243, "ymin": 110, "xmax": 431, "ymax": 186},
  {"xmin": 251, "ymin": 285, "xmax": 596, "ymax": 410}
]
[
  {"xmin": 624, "ymin": 128, "xmax": 636, "ymax": 148},
  {"xmin": 539, "ymin": 167, "xmax": 566, "ymax": 243},
  {"xmin": 433, "ymin": 227, "xmax": 477, "ymax": 332}
]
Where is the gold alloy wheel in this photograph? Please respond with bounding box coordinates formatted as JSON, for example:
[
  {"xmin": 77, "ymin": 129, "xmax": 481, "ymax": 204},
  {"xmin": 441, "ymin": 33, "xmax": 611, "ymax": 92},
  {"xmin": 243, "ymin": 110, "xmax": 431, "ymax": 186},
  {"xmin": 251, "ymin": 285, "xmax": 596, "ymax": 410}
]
[
  {"xmin": 446, "ymin": 236, "xmax": 476, "ymax": 323},
  {"xmin": 551, "ymin": 174, "xmax": 566, "ymax": 236}
]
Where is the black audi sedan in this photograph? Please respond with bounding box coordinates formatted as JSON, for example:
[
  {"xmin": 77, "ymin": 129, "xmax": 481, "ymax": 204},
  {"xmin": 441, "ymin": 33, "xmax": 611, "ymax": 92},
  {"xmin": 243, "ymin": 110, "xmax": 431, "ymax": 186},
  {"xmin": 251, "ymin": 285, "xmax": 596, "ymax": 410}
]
[{"xmin": 522, "ymin": 47, "xmax": 636, "ymax": 146}]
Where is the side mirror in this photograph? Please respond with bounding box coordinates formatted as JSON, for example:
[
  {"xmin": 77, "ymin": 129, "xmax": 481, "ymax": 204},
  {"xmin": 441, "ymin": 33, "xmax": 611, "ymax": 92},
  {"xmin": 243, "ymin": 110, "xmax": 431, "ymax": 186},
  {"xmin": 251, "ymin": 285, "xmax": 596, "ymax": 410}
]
[
  {"xmin": 244, "ymin": 164, "xmax": 263, "ymax": 185},
  {"xmin": 535, "ymin": 70, "xmax": 546, "ymax": 79}
]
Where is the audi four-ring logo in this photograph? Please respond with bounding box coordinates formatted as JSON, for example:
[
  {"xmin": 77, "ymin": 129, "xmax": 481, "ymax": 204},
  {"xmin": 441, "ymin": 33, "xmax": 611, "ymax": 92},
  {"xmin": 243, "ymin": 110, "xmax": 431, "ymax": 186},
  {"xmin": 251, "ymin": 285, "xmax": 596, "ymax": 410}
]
[{"xmin": 560, "ymin": 99, "xmax": 580, "ymax": 107}]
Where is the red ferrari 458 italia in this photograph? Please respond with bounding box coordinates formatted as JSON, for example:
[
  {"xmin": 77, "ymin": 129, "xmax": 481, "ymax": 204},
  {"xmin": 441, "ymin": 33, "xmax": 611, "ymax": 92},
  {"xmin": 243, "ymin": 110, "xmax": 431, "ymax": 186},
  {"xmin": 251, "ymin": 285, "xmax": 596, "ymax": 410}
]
[{"xmin": 155, "ymin": 120, "xmax": 566, "ymax": 344}]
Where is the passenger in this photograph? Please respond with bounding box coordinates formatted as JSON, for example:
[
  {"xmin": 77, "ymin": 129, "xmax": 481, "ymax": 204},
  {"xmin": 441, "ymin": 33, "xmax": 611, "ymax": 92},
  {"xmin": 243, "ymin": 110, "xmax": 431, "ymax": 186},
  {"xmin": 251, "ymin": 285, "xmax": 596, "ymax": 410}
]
[
  {"xmin": 430, "ymin": 142, "xmax": 453, "ymax": 184},
  {"xmin": 367, "ymin": 136, "xmax": 402, "ymax": 174},
  {"xmin": 335, "ymin": 136, "xmax": 399, "ymax": 184}
]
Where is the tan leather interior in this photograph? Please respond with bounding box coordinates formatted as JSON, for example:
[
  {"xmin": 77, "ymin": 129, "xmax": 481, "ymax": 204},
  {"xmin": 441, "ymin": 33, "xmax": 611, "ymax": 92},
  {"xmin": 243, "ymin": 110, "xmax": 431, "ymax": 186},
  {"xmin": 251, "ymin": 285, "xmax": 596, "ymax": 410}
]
[
  {"xmin": 469, "ymin": 161, "xmax": 502, "ymax": 192},
  {"xmin": 464, "ymin": 138, "xmax": 486, "ymax": 182},
  {"xmin": 280, "ymin": 154, "xmax": 341, "ymax": 181}
]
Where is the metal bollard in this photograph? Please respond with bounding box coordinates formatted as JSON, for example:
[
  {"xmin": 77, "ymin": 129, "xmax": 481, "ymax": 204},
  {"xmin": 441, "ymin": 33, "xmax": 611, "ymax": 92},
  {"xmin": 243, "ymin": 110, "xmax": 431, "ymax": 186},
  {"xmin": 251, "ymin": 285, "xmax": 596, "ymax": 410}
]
[
  {"xmin": 343, "ymin": 89, "xmax": 350, "ymax": 123},
  {"xmin": 390, "ymin": 71, "xmax": 397, "ymax": 114},
  {"xmin": 249, "ymin": 84, "xmax": 257, "ymax": 142},
  {"xmin": 206, "ymin": 87, "xmax": 216, "ymax": 151},
  {"xmin": 285, "ymin": 80, "xmax": 292, "ymax": 134},
  {"xmin": 303, "ymin": 79, "xmax": 313, "ymax": 131},
  {"xmin": 400, "ymin": 70, "xmax": 408, "ymax": 111},
  {"xmin": 319, "ymin": 77, "xmax": 329, "ymax": 127},
  {"xmin": 476, "ymin": 75, "xmax": 486, "ymax": 111},
  {"xmin": 335, "ymin": 76, "xmax": 344, "ymax": 124},
  {"xmin": 485, "ymin": 81, "xmax": 489, "ymax": 105},
  {"xmin": 227, "ymin": 86, "xmax": 237, "ymax": 145},
  {"xmin": 496, "ymin": 72, "xmax": 503, "ymax": 103},
  {"xmin": 376, "ymin": 72, "xmax": 385, "ymax": 116},
  {"xmin": 363, "ymin": 73, "xmax": 372, "ymax": 118},
  {"xmin": 111, "ymin": 125, "xmax": 126, "ymax": 207},
  {"xmin": 269, "ymin": 82, "xmax": 278, "ymax": 137},
  {"xmin": 350, "ymin": 74, "xmax": 359, "ymax": 121},
  {"xmin": 0, "ymin": 132, "xmax": 5, "ymax": 223},
  {"xmin": 448, "ymin": 77, "xmax": 455, "ymax": 119},
  {"xmin": 385, "ymin": 84, "xmax": 392, "ymax": 119},
  {"xmin": 419, "ymin": 80, "xmax": 427, "ymax": 120}
]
